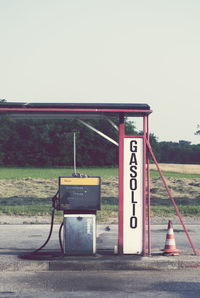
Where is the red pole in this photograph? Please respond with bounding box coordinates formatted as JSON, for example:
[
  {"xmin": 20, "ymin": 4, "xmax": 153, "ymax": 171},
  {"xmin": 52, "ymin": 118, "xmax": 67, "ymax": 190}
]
[
  {"xmin": 118, "ymin": 113, "xmax": 124, "ymax": 254},
  {"xmin": 147, "ymin": 115, "xmax": 151, "ymax": 256},
  {"xmin": 143, "ymin": 116, "xmax": 146, "ymax": 256},
  {"xmin": 146, "ymin": 141, "xmax": 197, "ymax": 256}
]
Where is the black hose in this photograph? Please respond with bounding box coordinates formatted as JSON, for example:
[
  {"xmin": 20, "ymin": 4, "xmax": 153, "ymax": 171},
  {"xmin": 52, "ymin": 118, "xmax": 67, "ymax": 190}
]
[
  {"xmin": 20, "ymin": 191, "xmax": 64, "ymax": 260},
  {"xmin": 59, "ymin": 221, "xmax": 64, "ymax": 254},
  {"xmin": 31, "ymin": 190, "xmax": 59, "ymax": 254},
  {"xmin": 32, "ymin": 207, "xmax": 55, "ymax": 254}
]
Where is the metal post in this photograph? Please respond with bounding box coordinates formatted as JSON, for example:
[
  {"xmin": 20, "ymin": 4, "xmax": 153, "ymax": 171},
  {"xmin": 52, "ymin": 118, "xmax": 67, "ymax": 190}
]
[
  {"xmin": 147, "ymin": 115, "xmax": 151, "ymax": 256},
  {"xmin": 73, "ymin": 132, "xmax": 77, "ymax": 176},
  {"xmin": 146, "ymin": 141, "xmax": 197, "ymax": 256},
  {"xmin": 143, "ymin": 116, "xmax": 146, "ymax": 256},
  {"xmin": 118, "ymin": 113, "xmax": 124, "ymax": 254}
]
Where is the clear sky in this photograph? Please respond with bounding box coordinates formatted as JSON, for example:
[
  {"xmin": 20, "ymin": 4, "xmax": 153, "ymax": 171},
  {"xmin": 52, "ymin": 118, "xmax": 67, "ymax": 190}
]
[{"xmin": 0, "ymin": 0, "xmax": 200, "ymax": 144}]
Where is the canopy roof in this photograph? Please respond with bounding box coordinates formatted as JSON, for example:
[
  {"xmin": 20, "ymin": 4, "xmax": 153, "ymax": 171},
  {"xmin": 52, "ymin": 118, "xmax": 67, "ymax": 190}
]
[{"xmin": 0, "ymin": 102, "xmax": 151, "ymax": 119}]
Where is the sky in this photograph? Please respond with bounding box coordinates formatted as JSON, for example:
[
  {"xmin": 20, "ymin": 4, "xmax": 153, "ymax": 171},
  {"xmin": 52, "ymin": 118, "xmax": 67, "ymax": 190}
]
[{"xmin": 0, "ymin": 0, "xmax": 200, "ymax": 144}]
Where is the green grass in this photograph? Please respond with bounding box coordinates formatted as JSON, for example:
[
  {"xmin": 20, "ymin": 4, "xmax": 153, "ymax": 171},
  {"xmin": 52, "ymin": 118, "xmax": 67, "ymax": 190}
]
[
  {"xmin": 0, "ymin": 166, "xmax": 199, "ymax": 221},
  {"xmin": 1, "ymin": 202, "xmax": 200, "ymax": 220},
  {"xmin": 0, "ymin": 203, "xmax": 52, "ymax": 216},
  {"xmin": 0, "ymin": 203, "xmax": 118, "ymax": 223},
  {"xmin": 97, "ymin": 205, "xmax": 118, "ymax": 223},
  {"xmin": 0, "ymin": 167, "xmax": 119, "ymax": 179},
  {"xmin": 0, "ymin": 167, "xmax": 200, "ymax": 179},
  {"xmin": 150, "ymin": 205, "xmax": 200, "ymax": 217},
  {"xmin": 1, "ymin": 191, "xmax": 200, "ymax": 219}
]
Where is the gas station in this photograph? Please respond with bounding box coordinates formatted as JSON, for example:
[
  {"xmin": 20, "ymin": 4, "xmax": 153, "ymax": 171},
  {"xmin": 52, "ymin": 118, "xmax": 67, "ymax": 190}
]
[{"xmin": 0, "ymin": 102, "xmax": 197, "ymax": 257}]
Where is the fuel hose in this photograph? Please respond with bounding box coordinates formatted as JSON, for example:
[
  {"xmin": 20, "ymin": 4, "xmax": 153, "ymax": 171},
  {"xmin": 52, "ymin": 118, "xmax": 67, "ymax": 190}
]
[{"xmin": 20, "ymin": 191, "xmax": 64, "ymax": 260}]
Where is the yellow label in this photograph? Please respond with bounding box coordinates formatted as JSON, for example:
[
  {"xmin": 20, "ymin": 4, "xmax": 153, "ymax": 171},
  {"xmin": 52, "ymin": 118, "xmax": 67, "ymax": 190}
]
[{"xmin": 60, "ymin": 177, "xmax": 100, "ymax": 186}]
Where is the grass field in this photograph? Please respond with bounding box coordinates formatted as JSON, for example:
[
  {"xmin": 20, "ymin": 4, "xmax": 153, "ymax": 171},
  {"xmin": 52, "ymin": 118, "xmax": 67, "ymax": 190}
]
[
  {"xmin": 150, "ymin": 205, "xmax": 200, "ymax": 217},
  {"xmin": 0, "ymin": 165, "xmax": 200, "ymax": 179},
  {"xmin": 0, "ymin": 165, "xmax": 199, "ymax": 221},
  {"xmin": 0, "ymin": 167, "xmax": 119, "ymax": 179}
]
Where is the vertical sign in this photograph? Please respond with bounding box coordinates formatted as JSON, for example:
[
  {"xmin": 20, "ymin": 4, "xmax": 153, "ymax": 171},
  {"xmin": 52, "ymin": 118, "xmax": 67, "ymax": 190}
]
[{"xmin": 123, "ymin": 138, "xmax": 144, "ymax": 254}]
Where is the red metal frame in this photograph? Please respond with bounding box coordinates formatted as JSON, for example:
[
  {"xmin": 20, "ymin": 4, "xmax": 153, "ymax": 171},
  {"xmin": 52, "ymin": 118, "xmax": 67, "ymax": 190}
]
[
  {"xmin": 118, "ymin": 114, "xmax": 148, "ymax": 256},
  {"xmin": 143, "ymin": 116, "xmax": 147, "ymax": 256},
  {"xmin": 147, "ymin": 115, "xmax": 151, "ymax": 256},
  {"xmin": 118, "ymin": 113, "xmax": 124, "ymax": 254},
  {"xmin": 0, "ymin": 104, "xmax": 197, "ymax": 255},
  {"xmin": 0, "ymin": 108, "xmax": 152, "ymax": 114},
  {"xmin": 125, "ymin": 135, "xmax": 144, "ymax": 138},
  {"xmin": 146, "ymin": 141, "xmax": 197, "ymax": 256},
  {"xmin": 118, "ymin": 112, "xmax": 197, "ymax": 256}
]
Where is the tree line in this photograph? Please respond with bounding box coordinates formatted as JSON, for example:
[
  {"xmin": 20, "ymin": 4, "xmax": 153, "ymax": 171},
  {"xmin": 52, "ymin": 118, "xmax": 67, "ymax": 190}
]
[
  {"xmin": 0, "ymin": 117, "xmax": 199, "ymax": 167},
  {"xmin": 0, "ymin": 118, "xmax": 120, "ymax": 167},
  {"xmin": 159, "ymin": 140, "xmax": 200, "ymax": 164}
]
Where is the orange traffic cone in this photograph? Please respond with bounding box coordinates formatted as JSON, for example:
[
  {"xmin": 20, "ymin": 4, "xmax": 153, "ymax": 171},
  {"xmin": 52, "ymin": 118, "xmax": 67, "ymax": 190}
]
[{"xmin": 162, "ymin": 220, "xmax": 180, "ymax": 256}]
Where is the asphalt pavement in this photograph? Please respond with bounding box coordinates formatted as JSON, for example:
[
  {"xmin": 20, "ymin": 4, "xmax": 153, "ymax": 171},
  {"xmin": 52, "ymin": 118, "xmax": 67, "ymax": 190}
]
[{"xmin": 0, "ymin": 223, "xmax": 200, "ymax": 271}]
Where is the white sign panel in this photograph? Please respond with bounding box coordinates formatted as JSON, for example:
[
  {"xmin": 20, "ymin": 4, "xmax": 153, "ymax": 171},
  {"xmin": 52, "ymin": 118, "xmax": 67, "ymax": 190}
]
[{"xmin": 123, "ymin": 138, "xmax": 143, "ymax": 254}]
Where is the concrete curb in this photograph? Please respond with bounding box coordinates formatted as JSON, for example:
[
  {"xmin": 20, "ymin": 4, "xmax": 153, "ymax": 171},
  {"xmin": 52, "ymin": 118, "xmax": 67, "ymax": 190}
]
[
  {"xmin": 0, "ymin": 250, "xmax": 200, "ymax": 272},
  {"xmin": 0, "ymin": 260, "xmax": 49, "ymax": 272},
  {"xmin": 49, "ymin": 255, "xmax": 200, "ymax": 271}
]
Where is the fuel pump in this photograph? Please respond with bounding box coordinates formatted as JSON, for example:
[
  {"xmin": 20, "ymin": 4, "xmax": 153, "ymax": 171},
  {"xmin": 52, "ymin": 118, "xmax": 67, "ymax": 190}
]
[
  {"xmin": 21, "ymin": 175, "xmax": 101, "ymax": 259},
  {"xmin": 56, "ymin": 176, "xmax": 101, "ymax": 255},
  {"xmin": 55, "ymin": 132, "xmax": 101, "ymax": 255},
  {"xmin": 21, "ymin": 132, "xmax": 101, "ymax": 259}
]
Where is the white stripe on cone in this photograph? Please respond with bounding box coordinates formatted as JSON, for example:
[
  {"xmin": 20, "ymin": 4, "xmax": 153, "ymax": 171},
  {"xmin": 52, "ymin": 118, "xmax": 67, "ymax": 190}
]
[
  {"xmin": 167, "ymin": 228, "xmax": 174, "ymax": 235},
  {"xmin": 166, "ymin": 239, "xmax": 176, "ymax": 246}
]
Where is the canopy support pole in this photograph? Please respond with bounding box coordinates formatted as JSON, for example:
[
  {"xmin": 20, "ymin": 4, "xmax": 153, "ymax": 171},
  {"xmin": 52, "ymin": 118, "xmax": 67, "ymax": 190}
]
[
  {"xmin": 146, "ymin": 140, "xmax": 197, "ymax": 256},
  {"xmin": 78, "ymin": 119, "xmax": 119, "ymax": 147}
]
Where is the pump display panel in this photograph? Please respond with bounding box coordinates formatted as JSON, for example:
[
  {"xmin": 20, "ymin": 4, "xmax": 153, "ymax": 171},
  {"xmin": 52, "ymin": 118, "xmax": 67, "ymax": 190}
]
[{"xmin": 57, "ymin": 177, "xmax": 101, "ymax": 211}]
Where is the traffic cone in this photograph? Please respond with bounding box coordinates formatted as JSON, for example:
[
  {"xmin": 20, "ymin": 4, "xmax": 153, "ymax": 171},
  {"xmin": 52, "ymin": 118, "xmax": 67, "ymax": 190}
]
[{"xmin": 162, "ymin": 220, "xmax": 180, "ymax": 256}]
